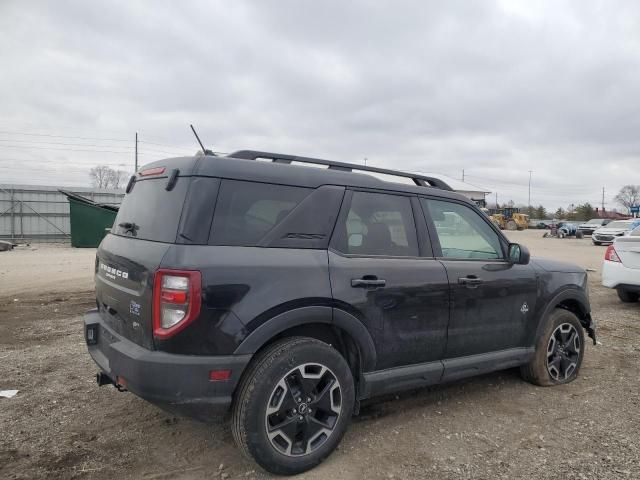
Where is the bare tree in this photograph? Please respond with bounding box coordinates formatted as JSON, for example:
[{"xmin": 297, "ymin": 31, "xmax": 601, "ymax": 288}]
[
  {"xmin": 109, "ymin": 169, "xmax": 127, "ymax": 189},
  {"xmin": 90, "ymin": 165, "xmax": 113, "ymax": 188},
  {"xmin": 614, "ymin": 185, "xmax": 640, "ymax": 214},
  {"xmin": 90, "ymin": 165, "xmax": 128, "ymax": 189}
]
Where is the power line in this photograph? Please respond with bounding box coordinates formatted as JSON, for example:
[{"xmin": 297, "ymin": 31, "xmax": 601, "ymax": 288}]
[
  {"xmin": 0, "ymin": 130, "xmax": 130, "ymax": 142},
  {"xmin": 0, "ymin": 144, "xmax": 139, "ymax": 155},
  {"xmin": 0, "ymin": 165, "xmax": 129, "ymax": 174},
  {"xmin": 0, "ymin": 138, "xmax": 134, "ymax": 149},
  {"xmin": 0, "ymin": 130, "xmax": 194, "ymax": 153},
  {"xmin": 463, "ymin": 174, "xmax": 600, "ymax": 193},
  {"xmin": 138, "ymin": 139, "xmax": 193, "ymax": 151}
]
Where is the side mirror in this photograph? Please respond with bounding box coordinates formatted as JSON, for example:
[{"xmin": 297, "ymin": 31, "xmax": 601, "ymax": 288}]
[{"xmin": 508, "ymin": 243, "xmax": 530, "ymax": 265}]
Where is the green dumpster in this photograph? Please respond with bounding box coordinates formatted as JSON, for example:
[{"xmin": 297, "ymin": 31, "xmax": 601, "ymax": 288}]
[{"xmin": 60, "ymin": 190, "xmax": 119, "ymax": 248}]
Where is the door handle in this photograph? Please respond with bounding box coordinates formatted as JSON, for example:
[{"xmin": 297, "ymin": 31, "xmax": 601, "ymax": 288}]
[
  {"xmin": 458, "ymin": 276, "xmax": 483, "ymax": 288},
  {"xmin": 351, "ymin": 277, "xmax": 386, "ymax": 289}
]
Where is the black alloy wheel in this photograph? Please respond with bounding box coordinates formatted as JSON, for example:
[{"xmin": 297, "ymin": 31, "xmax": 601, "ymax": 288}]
[
  {"xmin": 546, "ymin": 323, "xmax": 581, "ymax": 381},
  {"xmin": 265, "ymin": 363, "xmax": 342, "ymax": 456}
]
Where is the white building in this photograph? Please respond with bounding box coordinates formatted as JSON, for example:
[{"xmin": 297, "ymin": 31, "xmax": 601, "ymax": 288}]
[{"xmin": 416, "ymin": 173, "xmax": 491, "ymax": 206}]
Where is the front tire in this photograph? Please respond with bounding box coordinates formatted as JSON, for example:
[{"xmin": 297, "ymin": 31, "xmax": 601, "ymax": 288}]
[
  {"xmin": 617, "ymin": 288, "xmax": 639, "ymax": 303},
  {"xmin": 232, "ymin": 337, "xmax": 355, "ymax": 475},
  {"xmin": 520, "ymin": 309, "xmax": 585, "ymax": 386}
]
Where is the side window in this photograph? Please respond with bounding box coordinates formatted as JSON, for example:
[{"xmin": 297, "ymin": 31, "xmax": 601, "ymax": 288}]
[
  {"xmin": 210, "ymin": 180, "xmax": 311, "ymax": 246},
  {"xmin": 422, "ymin": 199, "xmax": 503, "ymax": 260},
  {"xmin": 335, "ymin": 191, "xmax": 419, "ymax": 256}
]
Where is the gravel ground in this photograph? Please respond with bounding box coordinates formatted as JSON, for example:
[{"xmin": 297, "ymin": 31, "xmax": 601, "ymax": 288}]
[{"xmin": 0, "ymin": 231, "xmax": 639, "ymax": 480}]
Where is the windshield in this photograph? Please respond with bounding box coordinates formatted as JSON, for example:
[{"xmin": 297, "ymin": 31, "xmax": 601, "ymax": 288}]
[
  {"xmin": 586, "ymin": 219, "xmax": 602, "ymax": 224},
  {"xmin": 605, "ymin": 221, "xmax": 630, "ymax": 229}
]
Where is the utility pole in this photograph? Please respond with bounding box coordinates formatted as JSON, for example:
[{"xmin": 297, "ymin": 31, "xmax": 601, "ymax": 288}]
[
  {"xmin": 364, "ymin": 157, "xmax": 367, "ymax": 166},
  {"xmin": 601, "ymin": 187, "xmax": 605, "ymax": 212},
  {"xmin": 528, "ymin": 170, "xmax": 533, "ymax": 207},
  {"xmin": 135, "ymin": 132, "xmax": 138, "ymax": 172},
  {"xmin": 495, "ymin": 192, "xmax": 498, "ymax": 208}
]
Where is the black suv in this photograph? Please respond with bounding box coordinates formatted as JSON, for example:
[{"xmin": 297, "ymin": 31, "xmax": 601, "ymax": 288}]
[{"xmin": 85, "ymin": 150, "xmax": 596, "ymax": 475}]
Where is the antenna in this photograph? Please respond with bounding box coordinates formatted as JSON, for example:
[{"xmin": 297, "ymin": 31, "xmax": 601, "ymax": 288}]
[{"xmin": 190, "ymin": 124, "xmax": 215, "ymax": 156}]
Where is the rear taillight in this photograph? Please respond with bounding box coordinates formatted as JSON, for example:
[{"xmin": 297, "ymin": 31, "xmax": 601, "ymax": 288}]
[
  {"xmin": 153, "ymin": 269, "xmax": 202, "ymax": 339},
  {"xmin": 604, "ymin": 245, "xmax": 621, "ymax": 263}
]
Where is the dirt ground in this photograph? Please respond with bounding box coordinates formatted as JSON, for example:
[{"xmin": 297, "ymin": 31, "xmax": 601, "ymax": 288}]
[{"xmin": 1, "ymin": 230, "xmax": 639, "ymax": 480}]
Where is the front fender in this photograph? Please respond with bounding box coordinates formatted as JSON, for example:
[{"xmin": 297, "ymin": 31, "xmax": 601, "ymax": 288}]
[{"xmin": 536, "ymin": 287, "xmax": 596, "ymax": 345}]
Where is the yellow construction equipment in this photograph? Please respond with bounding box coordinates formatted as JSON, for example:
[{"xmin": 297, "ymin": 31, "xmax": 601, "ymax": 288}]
[{"xmin": 489, "ymin": 208, "xmax": 529, "ymax": 231}]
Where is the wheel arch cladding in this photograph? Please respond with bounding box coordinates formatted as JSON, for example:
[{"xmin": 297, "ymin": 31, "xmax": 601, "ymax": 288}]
[
  {"xmin": 539, "ymin": 289, "xmax": 596, "ymax": 345},
  {"xmin": 233, "ymin": 305, "xmax": 377, "ymax": 372}
]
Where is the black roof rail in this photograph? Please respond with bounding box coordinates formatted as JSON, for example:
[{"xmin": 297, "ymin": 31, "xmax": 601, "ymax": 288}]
[{"xmin": 228, "ymin": 150, "xmax": 453, "ymax": 191}]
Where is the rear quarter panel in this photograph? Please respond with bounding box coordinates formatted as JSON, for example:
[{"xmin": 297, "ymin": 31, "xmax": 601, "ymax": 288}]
[{"xmin": 156, "ymin": 245, "xmax": 332, "ymax": 354}]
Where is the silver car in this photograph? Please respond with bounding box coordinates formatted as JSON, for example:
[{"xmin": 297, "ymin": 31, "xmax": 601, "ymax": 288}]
[
  {"xmin": 578, "ymin": 218, "xmax": 611, "ymax": 236},
  {"xmin": 592, "ymin": 219, "xmax": 640, "ymax": 245}
]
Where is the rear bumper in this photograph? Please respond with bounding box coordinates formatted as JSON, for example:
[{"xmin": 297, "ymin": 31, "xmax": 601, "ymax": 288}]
[
  {"xmin": 84, "ymin": 309, "xmax": 251, "ymax": 422},
  {"xmin": 602, "ymin": 261, "xmax": 640, "ymax": 290}
]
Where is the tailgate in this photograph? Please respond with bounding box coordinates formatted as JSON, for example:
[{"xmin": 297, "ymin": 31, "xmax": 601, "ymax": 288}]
[
  {"xmin": 94, "ymin": 172, "xmax": 192, "ymax": 349},
  {"xmin": 615, "ymin": 237, "xmax": 640, "ymax": 270},
  {"xmin": 96, "ymin": 235, "xmax": 170, "ymax": 349}
]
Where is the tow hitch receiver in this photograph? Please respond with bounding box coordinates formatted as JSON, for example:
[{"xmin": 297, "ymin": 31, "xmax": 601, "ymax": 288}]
[{"xmin": 96, "ymin": 372, "xmax": 127, "ymax": 392}]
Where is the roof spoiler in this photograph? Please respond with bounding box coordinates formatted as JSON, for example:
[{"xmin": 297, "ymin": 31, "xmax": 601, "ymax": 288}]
[{"xmin": 228, "ymin": 150, "xmax": 452, "ymax": 191}]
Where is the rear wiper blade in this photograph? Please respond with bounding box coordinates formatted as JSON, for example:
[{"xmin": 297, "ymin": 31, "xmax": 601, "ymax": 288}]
[{"xmin": 118, "ymin": 222, "xmax": 139, "ymax": 234}]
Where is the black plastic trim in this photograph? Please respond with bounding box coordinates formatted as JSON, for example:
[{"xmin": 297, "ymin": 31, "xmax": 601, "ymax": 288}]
[
  {"xmin": 361, "ymin": 347, "xmax": 534, "ymax": 400},
  {"xmin": 233, "ymin": 305, "xmax": 377, "ymax": 372}
]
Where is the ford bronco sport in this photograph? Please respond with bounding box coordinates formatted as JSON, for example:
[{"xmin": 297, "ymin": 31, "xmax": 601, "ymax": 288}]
[{"xmin": 85, "ymin": 150, "xmax": 596, "ymax": 475}]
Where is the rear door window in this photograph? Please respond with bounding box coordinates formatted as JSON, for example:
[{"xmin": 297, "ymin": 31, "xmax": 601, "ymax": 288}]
[
  {"xmin": 333, "ymin": 191, "xmax": 419, "ymax": 257},
  {"xmin": 112, "ymin": 178, "xmax": 189, "ymax": 243},
  {"xmin": 210, "ymin": 180, "xmax": 311, "ymax": 246}
]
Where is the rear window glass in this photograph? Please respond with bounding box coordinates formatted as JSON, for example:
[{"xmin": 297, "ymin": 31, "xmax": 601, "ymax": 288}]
[
  {"xmin": 210, "ymin": 180, "xmax": 311, "ymax": 246},
  {"xmin": 112, "ymin": 178, "xmax": 188, "ymax": 243},
  {"xmin": 334, "ymin": 191, "xmax": 419, "ymax": 257}
]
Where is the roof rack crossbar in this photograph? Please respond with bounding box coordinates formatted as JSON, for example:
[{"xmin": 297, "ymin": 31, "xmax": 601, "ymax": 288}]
[{"xmin": 228, "ymin": 150, "xmax": 452, "ymax": 191}]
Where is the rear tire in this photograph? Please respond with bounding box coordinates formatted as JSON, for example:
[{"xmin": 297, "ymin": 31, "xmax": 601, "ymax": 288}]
[
  {"xmin": 617, "ymin": 288, "xmax": 639, "ymax": 303},
  {"xmin": 232, "ymin": 337, "xmax": 355, "ymax": 475},
  {"xmin": 576, "ymin": 231, "xmax": 584, "ymax": 239},
  {"xmin": 520, "ymin": 309, "xmax": 585, "ymax": 387}
]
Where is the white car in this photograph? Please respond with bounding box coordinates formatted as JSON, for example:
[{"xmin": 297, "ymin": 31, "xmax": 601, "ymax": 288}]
[
  {"xmin": 602, "ymin": 226, "xmax": 640, "ymax": 302},
  {"xmin": 592, "ymin": 219, "xmax": 640, "ymax": 245}
]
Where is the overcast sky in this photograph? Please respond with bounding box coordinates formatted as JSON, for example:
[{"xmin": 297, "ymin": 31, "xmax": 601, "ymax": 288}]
[{"xmin": 1, "ymin": 0, "xmax": 639, "ymax": 210}]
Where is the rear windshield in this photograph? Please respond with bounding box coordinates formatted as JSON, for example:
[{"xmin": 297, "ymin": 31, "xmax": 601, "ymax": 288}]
[
  {"xmin": 112, "ymin": 177, "xmax": 189, "ymax": 242},
  {"xmin": 210, "ymin": 180, "xmax": 311, "ymax": 246}
]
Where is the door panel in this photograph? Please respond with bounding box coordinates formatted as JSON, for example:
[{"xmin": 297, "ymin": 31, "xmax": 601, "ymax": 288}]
[
  {"xmin": 328, "ymin": 189, "xmax": 450, "ymax": 371},
  {"xmin": 328, "ymin": 251, "xmax": 450, "ymax": 370},
  {"xmin": 420, "ymin": 198, "xmax": 539, "ymax": 358},
  {"xmin": 440, "ymin": 260, "xmax": 538, "ymax": 357}
]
